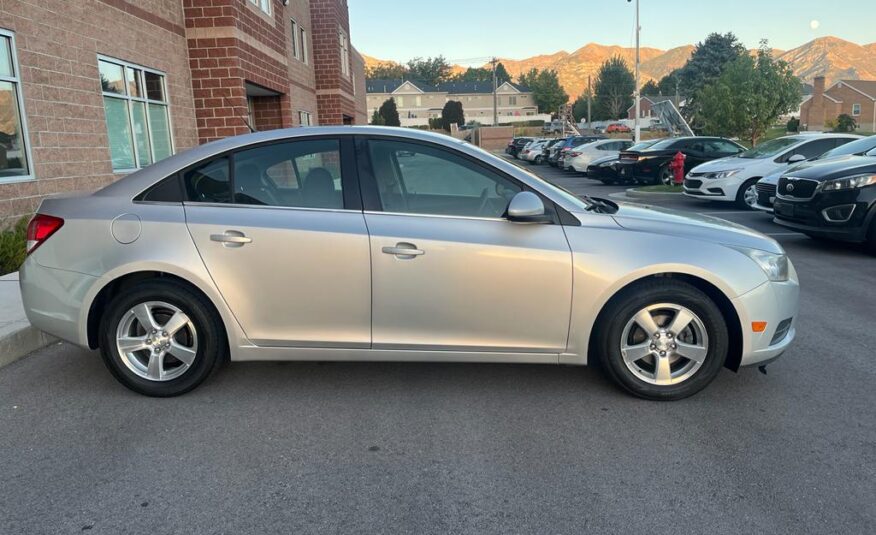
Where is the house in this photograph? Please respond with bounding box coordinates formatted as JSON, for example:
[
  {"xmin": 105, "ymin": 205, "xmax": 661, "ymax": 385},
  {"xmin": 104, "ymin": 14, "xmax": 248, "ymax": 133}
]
[
  {"xmin": 365, "ymin": 79, "xmax": 549, "ymax": 127},
  {"xmin": 626, "ymin": 95, "xmax": 677, "ymax": 120},
  {"xmin": 800, "ymin": 76, "xmax": 876, "ymax": 131},
  {"xmin": 0, "ymin": 0, "xmax": 367, "ymax": 225}
]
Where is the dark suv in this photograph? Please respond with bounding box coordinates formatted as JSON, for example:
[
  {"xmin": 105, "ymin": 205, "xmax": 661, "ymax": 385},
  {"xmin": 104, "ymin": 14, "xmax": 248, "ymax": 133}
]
[
  {"xmin": 617, "ymin": 136, "xmax": 745, "ymax": 185},
  {"xmin": 773, "ymin": 156, "xmax": 876, "ymax": 252},
  {"xmin": 506, "ymin": 137, "xmax": 534, "ymax": 158}
]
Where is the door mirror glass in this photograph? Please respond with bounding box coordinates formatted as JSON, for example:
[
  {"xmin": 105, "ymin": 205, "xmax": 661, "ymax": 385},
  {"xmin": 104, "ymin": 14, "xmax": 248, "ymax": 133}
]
[
  {"xmin": 507, "ymin": 191, "xmax": 547, "ymax": 223},
  {"xmin": 787, "ymin": 154, "xmax": 806, "ymax": 164}
]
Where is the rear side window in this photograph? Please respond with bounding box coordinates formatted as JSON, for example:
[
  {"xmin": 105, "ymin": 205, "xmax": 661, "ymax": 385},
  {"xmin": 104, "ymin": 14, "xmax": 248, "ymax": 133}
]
[{"xmin": 138, "ymin": 175, "xmax": 183, "ymax": 202}]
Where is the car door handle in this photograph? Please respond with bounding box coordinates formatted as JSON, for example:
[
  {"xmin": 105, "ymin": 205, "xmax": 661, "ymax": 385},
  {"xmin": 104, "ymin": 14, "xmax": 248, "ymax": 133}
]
[
  {"xmin": 210, "ymin": 231, "xmax": 252, "ymax": 247},
  {"xmin": 382, "ymin": 242, "xmax": 424, "ymax": 258}
]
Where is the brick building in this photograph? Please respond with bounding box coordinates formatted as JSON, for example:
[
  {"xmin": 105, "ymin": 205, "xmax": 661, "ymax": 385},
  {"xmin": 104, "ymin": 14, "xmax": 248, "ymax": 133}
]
[
  {"xmin": 0, "ymin": 0, "xmax": 366, "ymax": 225},
  {"xmin": 800, "ymin": 76, "xmax": 876, "ymax": 132}
]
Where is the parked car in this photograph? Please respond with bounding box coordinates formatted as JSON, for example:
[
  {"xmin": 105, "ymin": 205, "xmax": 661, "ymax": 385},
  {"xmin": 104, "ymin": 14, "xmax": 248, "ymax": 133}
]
[
  {"xmin": 566, "ymin": 139, "xmax": 634, "ymax": 172},
  {"xmin": 684, "ymin": 134, "xmax": 860, "ymax": 209},
  {"xmin": 755, "ymin": 135, "xmax": 875, "ymax": 212},
  {"xmin": 520, "ymin": 140, "xmax": 550, "ymax": 164},
  {"xmin": 535, "ymin": 138, "xmax": 566, "ymax": 165},
  {"xmin": 547, "ymin": 137, "xmax": 570, "ymax": 167},
  {"xmin": 772, "ymin": 155, "xmax": 876, "ymax": 253},
  {"xmin": 548, "ymin": 136, "xmax": 605, "ymax": 168},
  {"xmin": 617, "ymin": 136, "xmax": 745, "ymax": 186},
  {"xmin": 20, "ymin": 126, "xmax": 798, "ymax": 400},
  {"xmin": 506, "ymin": 137, "xmax": 534, "ymax": 158},
  {"xmin": 606, "ymin": 123, "xmax": 631, "ymax": 134},
  {"xmin": 587, "ymin": 139, "xmax": 663, "ymax": 184}
]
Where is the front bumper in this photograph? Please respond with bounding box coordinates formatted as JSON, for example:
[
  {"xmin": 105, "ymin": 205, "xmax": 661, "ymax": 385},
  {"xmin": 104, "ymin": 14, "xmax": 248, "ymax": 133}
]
[
  {"xmin": 773, "ymin": 188, "xmax": 876, "ymax": 243},
  {"xmin": 682, "ymin": 176, "xmax": 736, "ymax": 200},
  {"xmin": 732, "ymin": 262, "xmax": 800, "ymax": 367}
]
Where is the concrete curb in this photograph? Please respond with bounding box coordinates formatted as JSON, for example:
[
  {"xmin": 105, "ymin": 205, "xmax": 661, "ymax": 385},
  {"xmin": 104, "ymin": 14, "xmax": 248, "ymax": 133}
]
[{"xmin": 0, "ymin": 272, "xmax": 57, "ymax": 370}]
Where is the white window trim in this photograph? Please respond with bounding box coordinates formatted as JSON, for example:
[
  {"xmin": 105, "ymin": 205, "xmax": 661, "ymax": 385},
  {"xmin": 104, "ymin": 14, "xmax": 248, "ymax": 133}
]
[
  {"xmin": 298, "ymin": 110, "xmax": 313, "ymax": 126},
  {"xmin": 249, "ymin": 0, "xmax": 272, "ymax": 16},
  {"xmin": 852, "ymin": 103, "xmax": 861, "ymax": 116},
  {"xmin": 339, "ymin": 29, "xmax": 350, "ymax": 77},
  {"xmin": 300, "ymin": 27, "xmax": 308, "ymax": 65},
  {"xmin": 0, "ymin": 28, "xmax": 35, "ymax": 184},
  {"xmin": 290, "ymin": 19, "xmax": 300, "ymax": 60},
  {"xmin": 98, "ymin": 54, "xmax": 175, "ymax": 173}
]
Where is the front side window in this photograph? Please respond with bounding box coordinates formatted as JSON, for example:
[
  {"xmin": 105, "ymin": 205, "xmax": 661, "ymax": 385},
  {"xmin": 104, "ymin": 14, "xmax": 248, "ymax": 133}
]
[
  {"xmin": 99, "ymin": 57, "xmax": 172, "ymax": 171},
  {"xmin": 367, "ymin": 139, "xmax": 522, "ymax": 218},
  {"xmin": 0, "ymin": 32, "xmax": 30, "ymax": 180},
  {"xmin": 183, "ymin": 139, "xmax": 344, "ymax": 210},
  {"xmin": 792, "ymin": 138, "xmax": 840, "ymax": 160}
]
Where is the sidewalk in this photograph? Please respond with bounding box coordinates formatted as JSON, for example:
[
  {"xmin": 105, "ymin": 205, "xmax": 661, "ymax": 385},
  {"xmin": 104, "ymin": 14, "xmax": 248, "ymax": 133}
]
[{"xmin": 0, "ymin": 272, "xmax": 56, "ymax": 368}]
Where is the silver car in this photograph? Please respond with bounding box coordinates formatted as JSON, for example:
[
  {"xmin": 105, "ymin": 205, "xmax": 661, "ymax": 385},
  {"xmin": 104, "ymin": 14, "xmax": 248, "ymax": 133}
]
[{"xmin": 20, "ymin": 127, "xmax": 799, "ymax": 400}]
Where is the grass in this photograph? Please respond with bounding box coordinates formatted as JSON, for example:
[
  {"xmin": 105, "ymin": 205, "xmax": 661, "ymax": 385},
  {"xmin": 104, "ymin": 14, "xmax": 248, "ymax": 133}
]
[
  {"xmin": 0, "ymin": 217, "xmax": 28, "ymax": 276},
  {"xmin": 634, "ymin": 184, "xmax": 683, "ymax": 193}
]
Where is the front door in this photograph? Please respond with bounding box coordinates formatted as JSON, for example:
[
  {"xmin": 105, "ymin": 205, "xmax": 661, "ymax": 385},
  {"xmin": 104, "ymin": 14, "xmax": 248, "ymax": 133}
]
[
  {"xmin": 183, "ymin": 137, "xmax": 371, "ymax": 348},
  {"xmin": 360, "ymin": 137, "xmax": 573, "ymax": 353}
]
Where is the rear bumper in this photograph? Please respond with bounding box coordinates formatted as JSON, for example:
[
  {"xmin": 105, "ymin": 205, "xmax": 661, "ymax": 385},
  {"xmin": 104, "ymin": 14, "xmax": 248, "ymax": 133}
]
[
  {"xmin": 732, "ymin": 264, "xmax": 800, "ymax": 367},
  {"xmin": 19, "ymin": 257, "xmax": 96, "ymax": 348}
]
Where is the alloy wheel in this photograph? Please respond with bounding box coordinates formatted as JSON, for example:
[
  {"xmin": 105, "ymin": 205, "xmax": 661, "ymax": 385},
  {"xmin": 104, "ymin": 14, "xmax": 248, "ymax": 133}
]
[
  {"xmin": 659, "ymin": 167, "xmax": 674, "ymax": 186},
  {"xmin": 743, "ymin": 184, "xmax": 758, "ymax": 208},
  {"xmin": 115, "ymin": 301, "xmax": 198, "ymax": 381},
  {"xmin": 619, "ymin": 303, "xmax": 709, "ymax": 386}
]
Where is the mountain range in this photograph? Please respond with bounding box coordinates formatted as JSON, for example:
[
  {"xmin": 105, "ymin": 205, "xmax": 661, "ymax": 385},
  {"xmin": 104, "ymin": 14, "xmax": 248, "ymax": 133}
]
[{"xmin": 364, "ymin": 36, "xmax": 876, "ymax": 98}]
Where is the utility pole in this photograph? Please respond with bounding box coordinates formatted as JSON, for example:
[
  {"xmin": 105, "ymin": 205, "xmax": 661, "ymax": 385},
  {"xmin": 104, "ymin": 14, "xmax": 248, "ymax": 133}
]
[
  {"xmin": 630, "ymin": 0, "xmax": 641, "ymax": 143},
  {"xmin": 490, "ymin": 57, "xmax": 498, "ymax": 126},
  {"xmin": 587, "ymin": 75, "xmax": 592, "ymax": 131}
]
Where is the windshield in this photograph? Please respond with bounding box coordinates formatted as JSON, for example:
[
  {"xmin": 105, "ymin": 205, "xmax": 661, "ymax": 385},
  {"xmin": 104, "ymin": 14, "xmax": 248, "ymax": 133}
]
[
  {"xmin": 820, "ymin": 136, "xmax": 876, "ymax": 158},
  {"xmin": 739, "ymin": 137, "xmax": 801, "ymax": 158}
]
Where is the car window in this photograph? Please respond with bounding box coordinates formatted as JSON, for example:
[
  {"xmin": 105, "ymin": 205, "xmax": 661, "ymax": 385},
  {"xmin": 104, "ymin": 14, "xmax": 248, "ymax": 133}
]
[
  {"xmin": 182, "ymin": 139, "xmax": 344, "ymax": 209},
  {"xmin": 789, "ymin": 138, "xmax": 838, "ymax": 161},
  {"xmin": 739, "ymin": 137, "xmax": 801, "ymax": 158},
  {"xmin": 368, "ymin": 139, "xmax": 522, "ymax": 218},
  {"xmin": 707, "ymin": 140, "xmax": 743, "ymax": 156},
  {"xmin": 821, "ymin": 136, "xmax": 876, "ymax": 158},
  {"xmin": 646, "ymin": 138, "xmax": 687, "ymax": 150}
]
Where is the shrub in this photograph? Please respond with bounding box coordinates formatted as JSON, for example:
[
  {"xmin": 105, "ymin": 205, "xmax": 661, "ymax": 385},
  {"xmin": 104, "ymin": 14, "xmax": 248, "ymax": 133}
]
[
  {"xmin": 0, "ymin": 217, "xmax": 29, "ymax": 276},
  {"xmin": 786, "ymin": 117, "xmax": 800, "ymax": 132},
  {"xmin": 834, "ymin": 114, "xmax": 857, "ymax": 133}
]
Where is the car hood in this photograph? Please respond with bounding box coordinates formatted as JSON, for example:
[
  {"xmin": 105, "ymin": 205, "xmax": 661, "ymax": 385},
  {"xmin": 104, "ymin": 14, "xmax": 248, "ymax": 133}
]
[
  {"xmin": 759, "ymin": 154, "xmax": 861, "ymax": 185},
  {"xmin": 784, "ymin": 155, "xmax": 876, "ymax": 181},
  {"xmin": 609, "ymin": 202, "xmax": 783, "ymax": 254},
  {"xmin": 689, "ymin": 155, "xmax": 748, "ymax": 172}
]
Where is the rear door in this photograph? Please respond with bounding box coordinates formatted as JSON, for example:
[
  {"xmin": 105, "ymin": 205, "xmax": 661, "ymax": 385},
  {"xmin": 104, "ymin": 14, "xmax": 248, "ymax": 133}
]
[
  {"xmin": 183, "ymin": 136, "xmax": 371, "ymax": 348},
  {"xmin": 359, "ymin": 136, "xmax": 573, "ymax": 353}
]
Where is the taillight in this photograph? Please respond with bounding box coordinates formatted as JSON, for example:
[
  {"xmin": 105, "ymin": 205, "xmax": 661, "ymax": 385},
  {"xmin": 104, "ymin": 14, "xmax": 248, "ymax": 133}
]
[
  {"xmin": 26, "ymin": 214, "xmax": 64, "ymax": 255},
  {"xmin": 570, "ymin": 152, "xmax": 581, "ymax": 157}
]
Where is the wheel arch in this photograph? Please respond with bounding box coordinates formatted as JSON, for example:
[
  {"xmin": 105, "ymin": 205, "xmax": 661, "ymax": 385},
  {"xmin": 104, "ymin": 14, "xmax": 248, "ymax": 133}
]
[{"xmin": 586, "ymin": 272, "xmax": 744, "ymax": 372}]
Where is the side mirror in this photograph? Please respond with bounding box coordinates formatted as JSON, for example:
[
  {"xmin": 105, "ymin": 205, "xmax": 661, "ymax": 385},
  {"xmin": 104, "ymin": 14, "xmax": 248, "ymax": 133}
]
[
  {"xmin": 507, "ymin": 191, "xmax": 549, "ymax": 223},
  {"xmin": 787, "ymin": 154, "xmax": 806, "ymax": 164}
]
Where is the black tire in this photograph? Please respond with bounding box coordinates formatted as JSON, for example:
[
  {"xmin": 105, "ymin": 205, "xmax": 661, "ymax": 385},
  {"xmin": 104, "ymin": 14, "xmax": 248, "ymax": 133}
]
[
  {"xmin": 867, "ymin": 218, "xmax": 876, "ymax": 255},
  {"xmin": 735, "ymin": 178, "xmax": 760, "ymax": 210},
  {"xmin": 99, "ymin": 280, "xmax": 227, "ymax": 397},
  {"xmin": 658, "ymin": 165, "xmax": 675, "ymax": 186},
  {"xmin": 534, "ymin": 155, "xmax": 544, "ymax": 164},
  {"xmin": 594, "ymin": 280, "xmax": 729, "ymax": 401}
]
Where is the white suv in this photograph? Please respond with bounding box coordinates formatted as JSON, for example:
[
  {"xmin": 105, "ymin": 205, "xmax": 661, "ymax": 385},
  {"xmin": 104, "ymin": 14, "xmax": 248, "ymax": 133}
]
[{"xmin": 683, "ymin": 134, "xmax": 861, "ymax": 209}]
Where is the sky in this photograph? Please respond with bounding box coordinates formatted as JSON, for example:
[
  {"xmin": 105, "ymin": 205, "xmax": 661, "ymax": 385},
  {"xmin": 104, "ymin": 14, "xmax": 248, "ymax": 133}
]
[{"xmin": 349, "ymin": 0, "xmax": 876, "ymax": 65}]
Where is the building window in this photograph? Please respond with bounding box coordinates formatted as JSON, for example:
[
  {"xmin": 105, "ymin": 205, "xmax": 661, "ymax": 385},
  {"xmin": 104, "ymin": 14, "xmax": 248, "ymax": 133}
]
[
  {"xmin": 290, "ymin": 19, "xmax": 300, "ymax": 60},
  {"xmin": 852, "ymin": 103, "xmax": 861, "ymax": 116},
  {"xmin": 339, "ymin": 29, "xmax": 350, "ymax": 77},
  {"xmin": 249, "ymin": 0, "xmax": 271, "ymax": 15},
  {"xmin": 300, "ymin": 28, "xmax": 308, "ymax": 65},
  {"xmin": 99, "ymin": 57, "xmax": 173, "ymax": 171},
  {"xmin": 396, "ymin": 96, "xmax": 404, "ymax": 108},
  {"xmin": 508, "ymin": 96, "xmax": 517, "ymax": 106},
  {"xmin": 298, "ymin": 111, "xmax": 313, "ymax": 126},
  {"xmin": 0, "ymin": 31, "xmax": 31, "ymax": 181}
]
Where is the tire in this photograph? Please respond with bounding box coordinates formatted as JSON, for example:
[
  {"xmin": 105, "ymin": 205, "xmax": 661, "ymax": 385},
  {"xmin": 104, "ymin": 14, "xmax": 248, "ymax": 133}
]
[
  {"xmin": 535, "ymin": 155, "xmax": 544, "ymax": 165},
  {"xmin": 99, "ymin": 280, "xmax": 227, "ymax": 397},
  {"xmin": 594, "ymin": 280, "xmax": 729, "ymax": 401},
  {"xmin": 658, "ymin": 166, "xmax": 675, "ymax": 186},
  {"xmin": 735, "ymin": 178, "xmax": 760, "ymax": 210},
  {"xmin": 867, "ymin": 218, "xmax": 876, "ymax": 255}
]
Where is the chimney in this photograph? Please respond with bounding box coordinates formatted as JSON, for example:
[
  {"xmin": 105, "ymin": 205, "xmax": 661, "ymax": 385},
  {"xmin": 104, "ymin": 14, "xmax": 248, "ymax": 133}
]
[{"xmin": 813, "ymin": 76, "xmax": 825, "ymax": 97}]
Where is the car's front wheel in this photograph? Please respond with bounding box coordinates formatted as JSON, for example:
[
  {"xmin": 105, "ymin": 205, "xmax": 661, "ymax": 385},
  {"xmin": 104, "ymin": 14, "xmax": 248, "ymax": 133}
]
[
  {"xmin": 595, "ymin": 280, "xmax": 728, "ymax": 400},
  {"xmin": 99, "ymin": 280, "xmax": 227, "ymax": 397},
  {"xmin": 736, "ymin": 179, "xmax": 759, "ymax": 209}
]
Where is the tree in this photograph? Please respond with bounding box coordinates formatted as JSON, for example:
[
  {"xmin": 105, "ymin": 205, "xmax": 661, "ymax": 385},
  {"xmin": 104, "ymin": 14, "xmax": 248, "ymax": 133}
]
[
  {"xmin": 517, "ymin": 68, "xmax": 568, "ymax": 115},
  {"xmin": 675, "ymin": 32, "xmax": 746, "ymax": 126},
  {"xmin": 370, "ymin": 108, "xmax": 385, "ymax": 125},
  {"xmin": 593, "ymin": 56, "xmax": 635, "ymax": 120},
  {"xmin": 366, "ymin": 62, "xmax": 408, "ymax": 80},
  {"xmin": 835, "ymin": 114, "xmax": 858, "ymax": 132},
  {"xmin": 641, "ymin": 79, "xmax": 660, "ymax": 96},
  {"xmin": 441, "ymin": 100, "xmax": 465, "ymax": 131},
  {"xmin": 572, "ymin": 94, "xmax": 590, "ymax": 122},
  {"xmin": 657, "ymin": 68, "xmax": 681, "ymax": 101},
  {"xmin": 406, "ymin": 56, "xmax": 452, "ymax": 86},
  {"xmin": 494, "ymin": 63, "xmax": 512, "ymax": 85},
  {"xmin": 697, "ymin": 44, "xmax": 801, "ymax": 146},
  {"xmin": 378, "ymin": 98, "xmax": 400, "ymax": 127},
  {"xmin": 451, "ymin": 62, "xmax": 512, "ymax": 85}
]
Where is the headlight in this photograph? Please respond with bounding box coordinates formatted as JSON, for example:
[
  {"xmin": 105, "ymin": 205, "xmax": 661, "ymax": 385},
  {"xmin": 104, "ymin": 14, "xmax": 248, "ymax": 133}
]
[
  {"xmin": 821, "ymin": 174, "xmax": 876, "ymax": 191},
  {"xmin": 705, "ymin": 168, "xmax": 742, "ymax": 179},
  {"xmin": 731, "ymin": 247, "xmax": 789, "ymax": 282}
]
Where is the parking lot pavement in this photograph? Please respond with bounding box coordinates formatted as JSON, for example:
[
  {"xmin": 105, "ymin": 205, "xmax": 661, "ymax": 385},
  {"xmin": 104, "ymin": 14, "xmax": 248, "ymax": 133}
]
[{"xmin": 2, "ymin": 162, "xmax": 875, "ymax": 534}]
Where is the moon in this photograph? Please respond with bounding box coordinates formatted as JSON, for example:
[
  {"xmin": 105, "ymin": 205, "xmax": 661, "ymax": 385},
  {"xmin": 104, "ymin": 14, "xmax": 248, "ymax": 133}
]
[{"xmin": 810, "ymin": 19, "xmax": 820, "ymax": 30}]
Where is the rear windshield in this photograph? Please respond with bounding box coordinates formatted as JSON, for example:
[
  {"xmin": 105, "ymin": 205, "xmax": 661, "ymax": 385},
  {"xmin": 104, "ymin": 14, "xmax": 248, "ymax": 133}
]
[
  {"xmin": 644, "ymin": 138, "xmax": 684, "ymax": 151},
  {"xmin": 628, "ymin": 140, "xmax": 660, "ymax": 152},
  {"xmin": 739, "ymin": 137, "xmax": 802, "ymax": 158},
  {"xmin": 821, "ymin": 136, "xmax": 876, "ymax": 158}
]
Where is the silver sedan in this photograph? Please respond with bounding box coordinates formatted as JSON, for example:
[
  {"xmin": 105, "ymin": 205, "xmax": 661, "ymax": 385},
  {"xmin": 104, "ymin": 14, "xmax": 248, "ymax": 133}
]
[{"xmin": 20, "ymin": 127, "xmax": 799, "ymax": 399}]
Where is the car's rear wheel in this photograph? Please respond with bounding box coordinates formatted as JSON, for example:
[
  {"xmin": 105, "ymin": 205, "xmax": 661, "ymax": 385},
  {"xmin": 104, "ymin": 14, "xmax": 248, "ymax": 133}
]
[
  {"xmin": 867, "ymin": 218, "xmax": 876, "ymax": 255},
  {"xmin": 534, "ymin": 155, "xmax": 544, "ymax": 164},
  {"xmin": 595, "ymin": 280, "xmax": 728, "ymax": 400},
  {"xmin": 658, "ymin": 166, "xmax": 675, "ymax": 186},
  {"xmin": 736, "ymin": 179, "xmax": 759, "ymax": 209},
  {"xmin": 99, "ymin": 280, "xmax": 226, "ymax": 397}
]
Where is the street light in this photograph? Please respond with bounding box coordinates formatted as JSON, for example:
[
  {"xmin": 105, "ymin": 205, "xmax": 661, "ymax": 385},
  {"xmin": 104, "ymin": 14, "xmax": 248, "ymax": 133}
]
[{"xmin": 628, "ymin": 0, "xmax": 640, "ymax": 143}]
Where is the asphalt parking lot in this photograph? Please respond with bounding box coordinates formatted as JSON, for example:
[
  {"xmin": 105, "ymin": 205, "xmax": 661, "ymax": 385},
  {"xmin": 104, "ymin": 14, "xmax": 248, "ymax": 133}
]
[{"xmin": 1, "ymin": 160, "xmax": 874, "ymax": 534}]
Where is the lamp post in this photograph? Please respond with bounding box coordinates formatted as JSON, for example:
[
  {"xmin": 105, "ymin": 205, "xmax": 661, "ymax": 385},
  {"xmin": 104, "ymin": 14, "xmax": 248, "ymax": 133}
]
[{"xmin": 629, "ymin": 0, "xmax": 640, "ymax": 143}]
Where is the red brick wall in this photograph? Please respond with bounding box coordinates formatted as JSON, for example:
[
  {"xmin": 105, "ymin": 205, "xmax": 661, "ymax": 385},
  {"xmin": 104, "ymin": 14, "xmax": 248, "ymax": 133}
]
[
  {"xmin": 0, "ymin": 0, "xmax": 197, "ymax": 226},
  {"xmin": 309, "ymin": 0, "xmax": 358, "ymax": 124}
]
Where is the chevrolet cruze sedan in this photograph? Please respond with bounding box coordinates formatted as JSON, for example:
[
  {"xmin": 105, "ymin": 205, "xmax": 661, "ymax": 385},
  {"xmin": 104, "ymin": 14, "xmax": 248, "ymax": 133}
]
[{"xmin": 20, "ymin": 127, "xmax": 799, "ymax": 400}]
